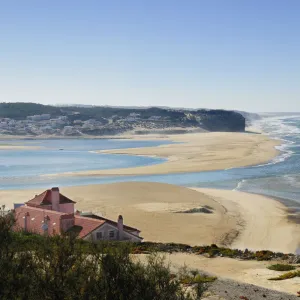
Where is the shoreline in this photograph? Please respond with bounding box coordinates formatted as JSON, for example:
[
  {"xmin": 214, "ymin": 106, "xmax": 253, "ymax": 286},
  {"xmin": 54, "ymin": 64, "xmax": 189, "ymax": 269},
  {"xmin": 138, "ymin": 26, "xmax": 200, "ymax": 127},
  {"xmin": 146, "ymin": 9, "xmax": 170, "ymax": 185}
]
[
  {"xmin": 53, "ymin": 132, "xmax": 281, "ymax": 177},
  {"xmin": 0, "ymin": 145, "xmax": 42, "ymax": 150}
]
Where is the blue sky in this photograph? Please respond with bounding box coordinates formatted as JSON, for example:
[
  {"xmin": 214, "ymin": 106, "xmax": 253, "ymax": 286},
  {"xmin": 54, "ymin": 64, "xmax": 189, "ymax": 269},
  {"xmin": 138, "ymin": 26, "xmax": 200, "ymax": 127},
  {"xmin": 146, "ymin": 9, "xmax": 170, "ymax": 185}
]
[{"xmin": 1, "ymin": 1, "xmax": 299, "ymax": 112}]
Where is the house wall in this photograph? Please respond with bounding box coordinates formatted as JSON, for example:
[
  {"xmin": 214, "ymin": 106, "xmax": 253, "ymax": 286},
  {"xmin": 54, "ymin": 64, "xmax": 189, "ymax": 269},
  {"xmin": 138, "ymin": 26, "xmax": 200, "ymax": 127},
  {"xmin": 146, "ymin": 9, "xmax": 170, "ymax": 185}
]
[
  {"xmin": 84, "ymin": 223, "xmax": 141, "ymax": 243},
  {"xmin": 85, "ymin": 223, "xmax": 117, "ymax": 242},
  {"xmin": 59, "ymin": 203, "xmax": 74, "ymax": 214},
  {"xmin": 14, "ymin": 206, "xmax": 63, "ymax": 236}
]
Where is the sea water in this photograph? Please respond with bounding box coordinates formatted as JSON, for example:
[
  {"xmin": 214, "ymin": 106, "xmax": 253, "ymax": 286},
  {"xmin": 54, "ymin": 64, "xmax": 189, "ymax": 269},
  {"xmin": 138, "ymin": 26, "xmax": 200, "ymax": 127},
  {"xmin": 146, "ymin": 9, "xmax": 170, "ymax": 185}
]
[{"xmin": 1, "ymin": 114, "xmax": 300, "ymax": 207}]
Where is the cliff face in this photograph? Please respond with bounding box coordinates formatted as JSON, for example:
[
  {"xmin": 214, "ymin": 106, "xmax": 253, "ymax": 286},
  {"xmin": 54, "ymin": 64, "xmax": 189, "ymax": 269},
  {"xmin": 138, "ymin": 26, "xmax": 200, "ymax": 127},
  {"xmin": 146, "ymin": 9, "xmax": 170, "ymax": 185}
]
[
  {"xmin": 196, "ymin": 110, "xmax": 246, "ymax": 132},
  {"xmin": 0, "ymin": 103, "xmax": 246, "ymax": 136}
]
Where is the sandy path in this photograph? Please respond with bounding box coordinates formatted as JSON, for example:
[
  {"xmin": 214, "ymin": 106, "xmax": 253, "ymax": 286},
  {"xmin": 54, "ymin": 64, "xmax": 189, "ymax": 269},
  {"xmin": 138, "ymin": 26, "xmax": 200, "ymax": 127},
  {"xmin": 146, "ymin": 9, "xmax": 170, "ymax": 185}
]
[{"xmin": 58, "ymin": 132, "xmax": 280, "ymax": 176}]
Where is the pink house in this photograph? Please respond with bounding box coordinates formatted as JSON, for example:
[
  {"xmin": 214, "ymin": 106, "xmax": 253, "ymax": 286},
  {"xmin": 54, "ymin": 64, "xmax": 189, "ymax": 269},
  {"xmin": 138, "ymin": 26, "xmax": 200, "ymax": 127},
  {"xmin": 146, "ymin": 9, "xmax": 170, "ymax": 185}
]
[{"xmin": 14, "ymin": 187, "xmax": 142, "ymax": 242}]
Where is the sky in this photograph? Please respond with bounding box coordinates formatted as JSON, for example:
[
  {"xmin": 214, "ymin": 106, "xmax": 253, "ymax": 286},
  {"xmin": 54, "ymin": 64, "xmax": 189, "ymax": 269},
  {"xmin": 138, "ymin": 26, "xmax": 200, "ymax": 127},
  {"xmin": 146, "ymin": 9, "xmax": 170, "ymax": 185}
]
[{"xmin": 1, "ymin": 1, "xmax": 300, "ymax": 112}]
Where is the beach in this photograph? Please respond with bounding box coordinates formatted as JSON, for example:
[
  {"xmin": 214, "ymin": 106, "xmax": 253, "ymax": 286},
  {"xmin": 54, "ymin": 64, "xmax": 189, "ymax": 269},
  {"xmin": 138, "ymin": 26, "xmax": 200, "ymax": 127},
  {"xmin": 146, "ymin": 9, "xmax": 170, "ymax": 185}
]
[
  {"xmin": 137, "ymin": 253, "xmax": 300, "ymax": 296},
  {"xmin": 2, "ymin": 130, "xmax": 299, "ymax": 296},
  {"xmin": 59, "ymin": 132, "xmax": 281, "ymax": 176},
  {"xmin": 0, "ymin": 144, "xmax": 41, "ymax": 150},
  {"xmin": 2, "ymin": 182, "xmax": 299, "ymax": 253},
  {"xmin": 2, "ymin": 129, "xmax": 300, "ymax": 297}
]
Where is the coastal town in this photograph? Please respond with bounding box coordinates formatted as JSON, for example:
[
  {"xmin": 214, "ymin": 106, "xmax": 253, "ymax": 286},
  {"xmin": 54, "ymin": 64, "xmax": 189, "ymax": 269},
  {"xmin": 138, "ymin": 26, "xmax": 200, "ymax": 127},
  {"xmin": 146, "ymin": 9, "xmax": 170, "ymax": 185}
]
[
  {"xmin": 0, "ymin": 112, "xmax": 176, "ymax": 136},
  {"xmin": 0, "ymin": 103, "xmax": 247, "ymax": 136}
]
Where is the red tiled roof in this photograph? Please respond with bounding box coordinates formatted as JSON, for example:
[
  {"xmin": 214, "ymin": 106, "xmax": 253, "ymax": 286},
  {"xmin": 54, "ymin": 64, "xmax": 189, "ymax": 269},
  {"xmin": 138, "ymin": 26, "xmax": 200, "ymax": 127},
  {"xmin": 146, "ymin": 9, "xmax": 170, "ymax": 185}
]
[
  {"xmin": 60, "ymin": 194, "xmax": 75, "ymax": 204},
  {"xmin": 26, "ymin": 189, "xmax": 76, "ymax": 207},
  {"xmin": 26, "ymin": 190, "xmax": 52, "ymax": 206},
  {"xmin": 14, "ymin": 206, "xmax": 72, "ymax": 236},
  {"xmin": 74, "ymin": 216, "xmax": 105, "ymax": 238},
  {"xmin": 15, "ymin": 205, "xmax": 68, "ymax": 216},
  {"xmin": 80, "ymin": 214, "xmax": 140, "ymax": 233}
]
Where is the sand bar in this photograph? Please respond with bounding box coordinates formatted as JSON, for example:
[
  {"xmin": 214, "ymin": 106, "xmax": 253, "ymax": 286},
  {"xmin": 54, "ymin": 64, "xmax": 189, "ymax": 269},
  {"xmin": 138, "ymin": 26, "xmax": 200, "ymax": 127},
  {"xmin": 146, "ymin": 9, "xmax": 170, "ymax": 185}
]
[
  {"xmin": 60, "ymin": 132, "xmax": 280, "ymax": 176},
  {"xmin": 1, "ymin": 182, "xmax": 299, "ymax": 253},
  {"xmin": 0, "ymin": 144, "xmax": 41, "ymax": 150}
]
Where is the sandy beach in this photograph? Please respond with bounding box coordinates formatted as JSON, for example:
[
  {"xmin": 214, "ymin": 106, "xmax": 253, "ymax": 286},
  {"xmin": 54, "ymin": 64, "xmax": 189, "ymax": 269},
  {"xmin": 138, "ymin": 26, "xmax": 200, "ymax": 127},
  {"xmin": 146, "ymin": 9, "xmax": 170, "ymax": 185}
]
[
  {"xmin": 139, "ymin": 253, "xmax": 300, "ymax": 295},
  {"xmin": 2, "ymin": 182, "xmax": 299, "ymax": 253},
  {"xmin": 0, "ymin": 144, "xmax": 41, "ymax": 150},
  {"xmin": 58, "ymin": 132, "xmax": 280, "ymax": 176},
  {"xmin": 3, "ymin": 181, "xmax": 300, "ymax": 296}
]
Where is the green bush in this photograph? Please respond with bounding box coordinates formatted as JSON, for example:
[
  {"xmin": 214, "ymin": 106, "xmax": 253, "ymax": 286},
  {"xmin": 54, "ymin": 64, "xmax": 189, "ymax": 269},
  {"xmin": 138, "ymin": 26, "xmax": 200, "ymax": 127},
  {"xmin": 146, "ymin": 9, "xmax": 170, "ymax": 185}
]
[
  {"xmin": 267, "ymin": 264, "xmax": 296, "ymax": 271},
  {"xmin": 0, "ymin": 214, "xmax": 201, "ymax": 300}
]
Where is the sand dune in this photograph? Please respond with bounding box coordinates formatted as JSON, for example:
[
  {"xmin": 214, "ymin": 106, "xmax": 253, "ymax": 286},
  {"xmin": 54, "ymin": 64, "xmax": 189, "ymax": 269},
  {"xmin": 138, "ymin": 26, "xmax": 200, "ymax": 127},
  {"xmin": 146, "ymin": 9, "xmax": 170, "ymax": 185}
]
[
  {"xmin": 2, "ymin": 182, "xmax": 299, "ymax": 253},
  {"xmin": 61, "ymin": 132, "xmax": 280, "ymax": 176},
  {"xmin": 152, "ymin": 253, "xmax": 300, "ymax": 295}
]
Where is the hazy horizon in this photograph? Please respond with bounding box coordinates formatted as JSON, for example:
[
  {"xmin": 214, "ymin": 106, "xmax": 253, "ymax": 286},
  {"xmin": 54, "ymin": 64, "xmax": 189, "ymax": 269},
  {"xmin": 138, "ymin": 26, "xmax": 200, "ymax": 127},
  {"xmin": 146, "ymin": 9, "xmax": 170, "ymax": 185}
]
[{"xmin": 1, "ymin": 1, "xmax": 300, "ymax": 112}]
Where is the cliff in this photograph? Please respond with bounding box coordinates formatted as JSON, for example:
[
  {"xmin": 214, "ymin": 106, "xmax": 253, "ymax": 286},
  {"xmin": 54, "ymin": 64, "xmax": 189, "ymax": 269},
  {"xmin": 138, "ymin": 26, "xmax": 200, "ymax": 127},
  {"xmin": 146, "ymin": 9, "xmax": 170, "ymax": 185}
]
[{"xmin": 0, "ymin": 103, "xmax": 246, "ymax": 136}]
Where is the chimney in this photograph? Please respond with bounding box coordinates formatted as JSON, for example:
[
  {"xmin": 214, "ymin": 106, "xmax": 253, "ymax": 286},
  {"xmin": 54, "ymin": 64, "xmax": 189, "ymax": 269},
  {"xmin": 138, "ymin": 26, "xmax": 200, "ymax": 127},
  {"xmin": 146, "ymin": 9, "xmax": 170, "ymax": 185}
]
[
  {"xmin": 51, "ymin": 187, "xmax": 60, "ymax": 212},
  {"xmin": 117, "ymin": 215, "xmax": 124, "ymax": 240},
  {"xmin": 24, "ymin": 212, "xmax": 30, "ymax": 231}
]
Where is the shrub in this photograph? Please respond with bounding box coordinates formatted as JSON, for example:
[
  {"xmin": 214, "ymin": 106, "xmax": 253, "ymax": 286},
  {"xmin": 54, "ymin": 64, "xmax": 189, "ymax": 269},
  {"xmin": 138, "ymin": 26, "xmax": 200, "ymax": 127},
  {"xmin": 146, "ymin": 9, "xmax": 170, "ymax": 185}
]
[
  {"xmin": 269, "ymin": 270, "xmax": 300, "ymax": 281},
  {"xmin": 177, "ymin": 266, "xmax": 216, "ymax": 298},
  {"xmin": 0, "ymin": 215, "xmax": 195, "ymax": 300},
  {"xmin": 267, "ymin": 264, "xmax": 296, "ymax": 271},
  {"xmin": 255, "ymin": 250, "xmax": 274, "ymax": 261},
  {"xmin": 208, "ymin": 248, "xmax": 220, "ymax": 257}
]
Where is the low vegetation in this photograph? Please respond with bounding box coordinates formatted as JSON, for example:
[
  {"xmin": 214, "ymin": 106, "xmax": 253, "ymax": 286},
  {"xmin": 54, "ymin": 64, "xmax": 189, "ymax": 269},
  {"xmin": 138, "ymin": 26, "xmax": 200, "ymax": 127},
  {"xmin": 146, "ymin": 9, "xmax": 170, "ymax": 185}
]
[
  {"xmin": 267, "ymin": 264, "xmax": 296, "ymax": 271},
  {"xmin": 176, "ymin": 207, "xmax": 213, "ymax": 214},
  {"xmin": 0, "ymin": 213, "xmax": 214, "ymax": 300},
  {"xmin": 269, "ymin": 270, "xmax": 300, "ymax": 281},
  {"xmin": 133, "ymin": 242, "xmax": 296, "ymax": 262}
]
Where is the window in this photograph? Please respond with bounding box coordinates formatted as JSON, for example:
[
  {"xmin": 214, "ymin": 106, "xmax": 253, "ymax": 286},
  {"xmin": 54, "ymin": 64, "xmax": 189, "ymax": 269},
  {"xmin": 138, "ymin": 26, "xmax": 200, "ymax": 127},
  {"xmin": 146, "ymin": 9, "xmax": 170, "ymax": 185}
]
[
  {"xmin": 109, "ymin": 230, "xmax": 115, "ymax": 238},
  {"xmin": 96, "ymin": 232, "xmax": 102, "ymax": 240}
]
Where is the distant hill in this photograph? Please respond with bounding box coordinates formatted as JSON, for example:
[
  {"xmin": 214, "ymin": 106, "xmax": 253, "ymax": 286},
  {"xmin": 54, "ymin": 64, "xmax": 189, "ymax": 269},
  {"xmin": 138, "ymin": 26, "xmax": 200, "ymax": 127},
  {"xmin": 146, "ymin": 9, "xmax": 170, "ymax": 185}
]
[{"xmin": 0, "ymin": 103, "xmax": 246, "ymax": 136}]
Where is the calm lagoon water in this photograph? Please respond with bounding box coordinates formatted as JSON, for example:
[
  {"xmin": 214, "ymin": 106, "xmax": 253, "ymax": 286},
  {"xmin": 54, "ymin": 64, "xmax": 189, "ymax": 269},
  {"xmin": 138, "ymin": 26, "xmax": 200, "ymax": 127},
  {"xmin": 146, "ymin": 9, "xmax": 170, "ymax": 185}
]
[
  {"xmin": 1, "ymin": 115, "xmax": 300, "ymax": 206},
  {"xmin": 0, "ymin": 139, "xmax": 169, "ymax": 188}
]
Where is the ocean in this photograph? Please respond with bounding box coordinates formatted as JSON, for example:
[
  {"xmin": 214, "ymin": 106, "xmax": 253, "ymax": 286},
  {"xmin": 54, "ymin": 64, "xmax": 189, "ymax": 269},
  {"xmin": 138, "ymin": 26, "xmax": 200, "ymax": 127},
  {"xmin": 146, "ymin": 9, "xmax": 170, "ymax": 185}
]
[{"xmin": 1, "ymin": 114, "xmax": 300, "ymax": 208}]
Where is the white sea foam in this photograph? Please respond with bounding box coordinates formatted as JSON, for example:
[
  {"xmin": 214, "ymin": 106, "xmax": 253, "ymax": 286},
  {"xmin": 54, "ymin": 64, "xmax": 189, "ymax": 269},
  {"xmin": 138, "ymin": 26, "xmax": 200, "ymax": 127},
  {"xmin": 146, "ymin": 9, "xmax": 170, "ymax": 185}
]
[
  {"xmin": 252, "ymin": 115, "xmax": 300, "ymax": 137},
  {"xmin": 233, "ymin": 179, "xmax": 247, "ymax": 191},
  {"xmin": 283, "ymin": 174, "xmax": 300, "ymax": 188},
  {"xmin": 249, "ymin": 115, "xmax": 300, "ymax": 167}
]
